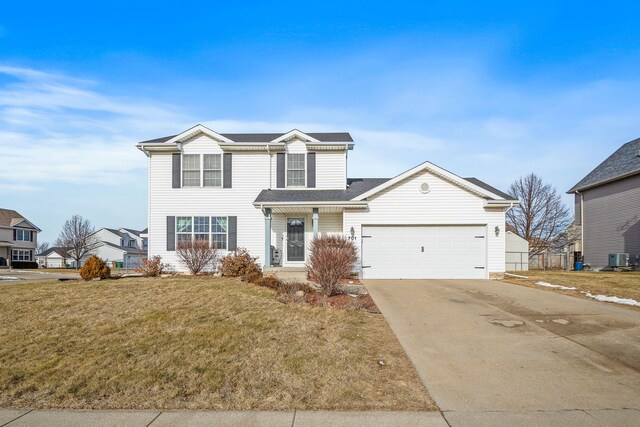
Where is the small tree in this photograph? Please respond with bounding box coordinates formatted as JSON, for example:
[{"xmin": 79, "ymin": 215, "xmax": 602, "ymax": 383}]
[
  {"xmin": 219, "ymin": 247, "xmax": 262, "ymax": 278},
  {"xmin": 176, "ymin": 240, "xmax": 219, "ymax": 275},
  {"xmin": 506, "ymin": 173, "xmax": 571, "ymax": 257},
  {"xmin": 136, "ymin": 255, "xmax": 168, "ymax": 277},
  {"xmin": 79, "ymin": 255, "xmax": 111, "ymax": 280},
  {"xmin": 55, "ymin": 214, "xmax": 99, "ymax": 269},
  {"xmin": 306, "ymin": 235, "xmax": 358, "ymax": 297},
  {"xmin": 36, "ymin": 241, "xmax": 50, "ymax": 255}
]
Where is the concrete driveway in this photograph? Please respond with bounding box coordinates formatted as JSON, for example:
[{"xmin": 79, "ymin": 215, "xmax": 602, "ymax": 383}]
[{"xmin": 366, "ymin": 279, "xmax": 640, "ymax": 426}]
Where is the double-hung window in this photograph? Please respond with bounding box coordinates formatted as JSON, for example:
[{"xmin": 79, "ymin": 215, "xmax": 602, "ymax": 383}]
[
  {"xmin": 203, "ymin": 154, "xmax": 222, "ymax": 187},
  {"xmin": 15, "ymin": 229, "xmax": 29, "ymax": 241},
  {"xmin": 176, "ymin": 216, "xmax": 193, "ymax": 245},
  {"xmin": 194, "ymin": 216, "xmax": 210, "ymax": 243},
  {"xmin": 287, "ymin": 154, "xmax": 305, "ymax": 187},
  {"xmin": 211, "ymin": 217, "xmax": 228, "ymax": 250},
  {"xmin": 182, "ymin": 154, "xmax": 201, "ymax": 187},
  {"xmin": 12, "ymin": 249, "xmax": 31, "ymax": 261},
  {"xmin": 175, "ymin": 216, "xmax": 228, "ymax": 249}
]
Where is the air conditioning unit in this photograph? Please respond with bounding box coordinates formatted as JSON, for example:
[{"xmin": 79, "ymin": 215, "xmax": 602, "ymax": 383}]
[{"xmin": 609, "ymin": 253, "xmax": 629, "ymax": 268}]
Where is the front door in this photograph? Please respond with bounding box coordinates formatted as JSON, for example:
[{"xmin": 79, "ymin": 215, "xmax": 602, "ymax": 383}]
[{"xmin": 287, "ymin": 218, "xmax": 305, "ymax": 262}]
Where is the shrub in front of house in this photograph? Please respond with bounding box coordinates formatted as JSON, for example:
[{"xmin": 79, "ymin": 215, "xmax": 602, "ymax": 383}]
[
  {"xmin": 11, "ymin": 261, "xmax": 38, "ymax": 269},
  {"xmin": 176, "ymin": 240, "xmax": 219, "ymax": 275},
  {"xmin": 219, "ymin": 248, "xmax": 262, "ymax": 280},
  {"xmin": 79, "ymin": 255, "xmax": 111, "ymax": 281},
  {"xmin": 306, "ymin": 235, "xmax": 358, "ymax": 297},
  {"xmin": 136, "ymin": 255, "xmax": 168, "ymax": 277},
  {"xmin": 254, "ymin": 275, "xmax": 283, "ymax": 290}
]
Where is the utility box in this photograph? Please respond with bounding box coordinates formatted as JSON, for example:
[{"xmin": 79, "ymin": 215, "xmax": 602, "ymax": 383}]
[{"xmin": 609, "ymin": 253, "xmax": 629, "ymax": 268}]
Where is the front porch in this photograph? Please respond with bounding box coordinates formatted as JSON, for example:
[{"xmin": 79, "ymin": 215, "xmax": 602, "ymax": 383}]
[
  {"xmin": 0, "ymin": 243, "xmax": 13, "ymax": 268},
  {"xmin": 260, "ymin": 204, "xmax": 362, "ymax": 269}
]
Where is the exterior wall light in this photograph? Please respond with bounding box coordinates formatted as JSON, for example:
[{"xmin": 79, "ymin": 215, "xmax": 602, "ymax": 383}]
[{"xmin": 495, "ymin": 226, "xmax": 500, "ymax": 236}]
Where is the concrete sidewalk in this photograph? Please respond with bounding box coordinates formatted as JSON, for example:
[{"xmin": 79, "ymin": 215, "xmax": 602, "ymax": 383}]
[{"xmin": 3, "ymin": 408, "xmax": 640, "ymax": 426}]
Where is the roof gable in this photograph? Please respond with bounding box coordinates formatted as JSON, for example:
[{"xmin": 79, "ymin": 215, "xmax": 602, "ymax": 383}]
[
  {"xmin": 352, "ymin": 162, "xmax": 515, "ymax": 202},
  {"xmin": 271, "ymin": 129, "xmax": 321, "ymax": 143},
  {"xmin": 165, "ymin": 124, "xmax": 234, "ymax": 145},
  {"xmin": 569, "ymin": 137, "xmax": 640, "ymax": 192}
]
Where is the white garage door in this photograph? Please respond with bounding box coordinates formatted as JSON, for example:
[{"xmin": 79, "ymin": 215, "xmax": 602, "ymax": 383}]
[{"xmin": 361, "ymin": 225, "xmax": 487, "ymax": 279}]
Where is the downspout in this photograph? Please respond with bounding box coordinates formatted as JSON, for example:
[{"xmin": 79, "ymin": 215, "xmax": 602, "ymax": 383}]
[
  {"xmin": 267, "ymin": 145, "xmax": 272, "ymax": 190},
  {"xmin": 576, "ymin": 190, "xmax": 584, "ymax": 257}
]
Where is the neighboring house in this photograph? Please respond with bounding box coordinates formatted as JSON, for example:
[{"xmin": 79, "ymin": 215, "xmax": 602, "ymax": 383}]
[
  {"xmin": 137, "ymin": 124, "xmax": 518, "ymax": 279},
  {"xmin": 569, "ymin": 137, "xmax": 640, "ymax": 269},
  {"xmin": 0, "ymin": 208, "xmax": 41, "ymax": 268},
  {"xmin": 505, "ymin": 231, "xmax": 529, "ymax": 271},
  {"xmin": 36, "ymin": 247, "xmax": 69, "ymax": 268},
  {"xmin": 87, "ymin": 227, "xmax": 148, "ymax": 268}
]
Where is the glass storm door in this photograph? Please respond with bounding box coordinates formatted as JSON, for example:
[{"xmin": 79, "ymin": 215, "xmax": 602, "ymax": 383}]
[{"xmin": 287, "ymin": 218, "xmax": 305, "ymax": 261}]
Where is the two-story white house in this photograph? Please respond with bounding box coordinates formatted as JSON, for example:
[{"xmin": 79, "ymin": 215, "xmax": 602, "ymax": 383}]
[
  {"xmin": 87, "ymin": 228, "xmax": 147, "ymax": 268},
  {"xmin": 0, "ymin": 208, "xmax": 41, "ymax": 268},
  {"xmin": 137, "ymin": 124, "xmax": 517, "ymax": 279}
]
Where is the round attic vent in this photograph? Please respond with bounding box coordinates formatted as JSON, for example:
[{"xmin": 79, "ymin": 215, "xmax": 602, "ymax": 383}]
[{"xmin": 420, "ymin": 182, "xmax": 431, "ymax": 194}]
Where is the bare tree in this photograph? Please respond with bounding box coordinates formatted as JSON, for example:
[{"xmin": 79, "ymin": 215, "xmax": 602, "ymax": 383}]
[
  {"xmin": 176, "ymin": 240, "xmax": 219, "ymax": 274},
  {"xmin": 55, "ymin": 215, "xmax": 99, "ymax": 269},
  {"xmin": 506, "ymin": 173, "xmax": 571, "ymax": 257},
  {"xmin": 36, "ymin": 241, "xmax": 50, "ymax": 255}
]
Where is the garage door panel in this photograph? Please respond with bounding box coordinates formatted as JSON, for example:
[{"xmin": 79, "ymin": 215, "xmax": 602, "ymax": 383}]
[{"xmin": 362, "ymin": 225, "xmax": 487, "ymax": 279}]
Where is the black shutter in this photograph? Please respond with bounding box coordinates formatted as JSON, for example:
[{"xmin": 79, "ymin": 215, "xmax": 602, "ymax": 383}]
[
  {"xmin": 30, "ymin": 250, "xmax": 33, "ymax": 261},
  {"xmin": 172, "ymin": 153, "xmax": 181, "ymax": 188},
  {"xmin": 13, "ymin": 229, "xmax": 16, "ymax": 240},
  {"xmin": 166, "ymin": 216, "xmax": 176, "ymax": 251},
  {"xmin": 276, "ymin": 153, "xmax": 285, "ymax": 188},
  {"xmin": 307, "ymin": 152, "xmax": 316, "ymax": 188},
  {"xmin": 228, "ymin": 216, "xmax": 237, "ymax": 251},
  {"xmin": 223, "ymin": 153, "xmax": 232, "ymax": 188},
  {"xmin": 30, "ymin": 231, "xmax": 34, "ymax": 242}
]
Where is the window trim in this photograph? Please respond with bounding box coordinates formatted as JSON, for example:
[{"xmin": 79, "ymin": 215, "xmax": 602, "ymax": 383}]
[
  {"xmin": 286, "ymin": 153, "xmax": 306, "ymax": 188},
  {"xmin": 15, "ymin": 229, "xmax": 30, "ymax": 241},
  {"xmin": 203, "ymin": 154, "xmax": 223, "ymax": 187},
  {"xmin": 175, "ymin": 216, "xmax": 229, "ymax": 250},
  {"xmin": 182, "ymin": 154, "xmax": 201, "ymax": 187},
  {"xmin": 12, "ymin": 249, "xmax": 31, "ymax": 261}
]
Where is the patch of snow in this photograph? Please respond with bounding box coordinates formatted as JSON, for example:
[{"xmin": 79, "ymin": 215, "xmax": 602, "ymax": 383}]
[
  {"xmin": 0, "ymin": 276, "xmax": 21, "ymax": 280},
  {"xmin": 535, "ymin": 281, "xmax": 577, "ymax": 291},
  {"xmin": 584, "ymin": 292, "xmax": 640, "ymax": 307}
]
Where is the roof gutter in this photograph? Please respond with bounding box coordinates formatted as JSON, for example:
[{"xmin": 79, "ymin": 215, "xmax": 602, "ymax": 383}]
[
  {"xmin": 484, "ymin": 199, "xmax": 520, "ymax": 208},
  {"xmin": 252, "ymin": 201, "xmax": 368, "ymax": 208}
]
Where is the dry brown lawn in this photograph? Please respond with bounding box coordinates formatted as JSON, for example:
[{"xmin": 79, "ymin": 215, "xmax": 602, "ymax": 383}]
[
  {"xmin": 0, "ymin": 276, "xmax": 434, "ymax": 411},
  {"xmin": 502, "ymin": 270, "xmax": 640, "ymax": 309}
]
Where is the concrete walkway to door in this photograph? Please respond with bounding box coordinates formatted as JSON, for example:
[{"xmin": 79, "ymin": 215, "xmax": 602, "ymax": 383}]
[{"xmin": 366, "ymin": 279, "xmax": 640, "ymax": 426}]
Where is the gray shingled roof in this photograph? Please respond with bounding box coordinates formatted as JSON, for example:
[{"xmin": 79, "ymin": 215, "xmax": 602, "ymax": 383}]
[
  {"xmin": 254, "ymin": 177, "xmax": 512, "ymax": 203},
  {"xmin": 37, "ymin": 247, "xmax": 69, "ymax": 257},
  {"xmin": 569, "ymin": 137, "xmax": 640, "ymax": 192},
  {"xmin": 254, "ymin": 178, "xmax": 390, "ymax": 203},
  {"xmin": 138, "ymin": 132, "xmax": 353, "ymax": 144},
  {"xmin": 463, "ymin": 178, "xmax": 515, "ymax": 200}
]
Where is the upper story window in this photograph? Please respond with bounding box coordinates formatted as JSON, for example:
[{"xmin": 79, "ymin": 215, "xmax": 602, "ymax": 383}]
[
  {"xmin": 203, "ymin": 154, "xmax": 222, "ymax": 187},
  {"xmin": 182, "ymin": 154, "xmax": 201, "ymax": 187},
  {"xmin": 15, "ymin": 229, "xmax": 30, "ymax": 241},
  {"xmin": 287, "ymin": 154, "xmax": 305, "ymax": 187},
  {"xmin": 128, "ymin": 240, "xmax": 136, "ymax": 248}
]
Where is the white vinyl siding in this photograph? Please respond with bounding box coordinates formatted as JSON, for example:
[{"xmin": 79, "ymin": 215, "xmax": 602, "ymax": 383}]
[
  {"xmin": 148, "ymin": 134, "xmax": 268, "ymax": 271},
  {"xmin": 203, "ymin": 154, "xmax": 222, "ymax": 187},
  {"xmin": 343, "ymin": 168, "xmax": 505, "ymax": 277},
  {"xmin": 287, "ymin": 153, "xmax": 305, "ymax": 187},
  {"xmin": 316, "ymin": 151, "xmax": 347, "ymax": 189},
  {"xmin": 182, "ymin": 154, "xmax": 200, "ymax": 187}
]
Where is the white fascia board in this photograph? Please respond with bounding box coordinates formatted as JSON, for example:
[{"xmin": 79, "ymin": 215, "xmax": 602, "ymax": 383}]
[
  {"xmin": 353, "ymin": 161, "xmax": 507, "ymax": 201},
  {"xmin": 165, "ymin": 124, "xmax": 234, "ymax": 144},
  {"xmin": 484, "ymin": 199, "xmax": 520, "ymax": 208},
  {"xmin": 271, "ymin": 129, "xmax": 321, "ymax": 143}
]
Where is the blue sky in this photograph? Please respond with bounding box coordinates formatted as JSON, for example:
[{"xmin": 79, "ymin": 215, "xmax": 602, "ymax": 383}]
[{"xmin": 2, "ymin": 1, "xmax": 640, "ymax": 244}]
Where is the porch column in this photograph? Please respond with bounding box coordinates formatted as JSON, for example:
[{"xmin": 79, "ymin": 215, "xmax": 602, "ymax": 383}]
[
  {"xmin": 312, "ymin": 208, "xmax": 319, "ymax": 238},
  {"xmin": 264, "ymin": 208, "xmax": 272, "ymax": 269}
]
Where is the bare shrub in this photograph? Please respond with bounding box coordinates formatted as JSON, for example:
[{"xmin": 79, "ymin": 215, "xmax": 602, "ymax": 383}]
[
  {"xmin": 254, "ymin": 276, "xmax": 283, "ymax": 290},
  {"xmin": 79, "ymin": 255, "xmax": 111, "ymax": 281},
  {"xmin": 176, "ymin": 240, "xmax": 219, "ymax": 275},
  {"xmin": 136, "ymin": 256, "xmax": 168, "ymax": 277},
  {"xmin": 306, "ymin": 236, "xmax": 358, "ymax": 297},
  {"xmin": 219, "ymin": 248, "xmax": 262, "ymax": 278}
]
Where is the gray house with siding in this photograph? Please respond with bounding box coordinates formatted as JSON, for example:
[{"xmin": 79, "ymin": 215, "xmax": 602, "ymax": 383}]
[{"xmin": 568, "ymin": 137, "xmax": 640, "ymax": 269}]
